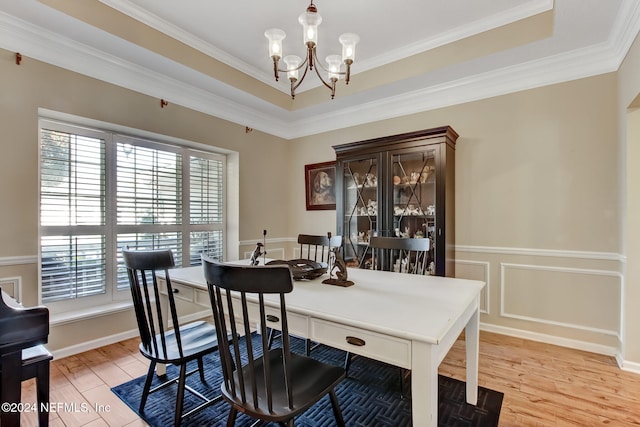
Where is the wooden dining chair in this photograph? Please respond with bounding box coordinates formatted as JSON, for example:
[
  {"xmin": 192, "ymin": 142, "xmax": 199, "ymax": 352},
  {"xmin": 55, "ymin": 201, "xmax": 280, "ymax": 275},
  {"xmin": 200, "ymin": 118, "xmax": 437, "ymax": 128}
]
[
  {"xmin": 202, "ymin": 257, "xmax": 346, "ymax": 427},
  {"xmin": 346, "ymin": 236, "xmax": 431, "ymax": 398},
  {"xmin": 122, "ymin": 247, "xmax": 223, "ymax": 426}
]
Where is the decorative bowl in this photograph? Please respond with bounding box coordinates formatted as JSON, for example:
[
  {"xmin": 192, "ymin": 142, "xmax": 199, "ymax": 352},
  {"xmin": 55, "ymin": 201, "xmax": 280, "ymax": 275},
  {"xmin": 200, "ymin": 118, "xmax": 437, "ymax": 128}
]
[{"xmin": 266, "ymin": 259, "xmax": 327, "ymax": 281}]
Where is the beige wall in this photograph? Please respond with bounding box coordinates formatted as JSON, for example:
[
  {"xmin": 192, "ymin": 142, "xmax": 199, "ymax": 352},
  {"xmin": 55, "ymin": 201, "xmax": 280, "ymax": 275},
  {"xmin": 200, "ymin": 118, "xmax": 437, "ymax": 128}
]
[
  {"xmin": 289, "ymin": 74, "xmax": 625, "ymax": 355},
  {"xmin": 2, "ymin": 42, "xmax": 638, "ymax": 365},
  {"xmin": 620, "ymin": 31, "xmax": 640, "ymax": 365}
]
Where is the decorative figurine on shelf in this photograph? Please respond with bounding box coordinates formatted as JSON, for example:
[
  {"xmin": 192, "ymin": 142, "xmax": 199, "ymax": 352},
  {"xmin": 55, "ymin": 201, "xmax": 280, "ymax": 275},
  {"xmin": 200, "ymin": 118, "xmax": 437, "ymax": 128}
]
[
  {"xmin": 322, "ymin": 247, "xmax": 354, "ymax": 287},
  {"xmin": 249, "ymin": 229, "xmax": 268, "ymax": 265},
  {"xmin": 249, "ymin": 242, "xmax": 264, "ymax": 266}
]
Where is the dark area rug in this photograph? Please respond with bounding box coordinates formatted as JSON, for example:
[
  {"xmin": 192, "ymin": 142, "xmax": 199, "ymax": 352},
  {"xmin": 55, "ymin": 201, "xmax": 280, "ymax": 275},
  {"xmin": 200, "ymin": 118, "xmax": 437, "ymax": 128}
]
[{"xmin": 112, "ymin": 335, "xmax": 503, "ymax": 426}]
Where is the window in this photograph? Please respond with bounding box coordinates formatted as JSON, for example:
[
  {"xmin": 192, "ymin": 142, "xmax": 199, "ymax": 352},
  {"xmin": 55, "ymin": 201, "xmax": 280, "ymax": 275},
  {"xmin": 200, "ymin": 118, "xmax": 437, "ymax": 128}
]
[{"xmin": 39, "ymin": 119, "xmax": 226, "ymax": 312}]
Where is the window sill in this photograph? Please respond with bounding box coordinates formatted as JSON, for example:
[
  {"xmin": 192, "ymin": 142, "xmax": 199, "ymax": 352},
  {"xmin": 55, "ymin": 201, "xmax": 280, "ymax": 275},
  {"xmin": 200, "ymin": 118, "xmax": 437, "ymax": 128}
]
[{"xmin": 50, "ymin": 301, "xmax": 134, "ymax": 326}]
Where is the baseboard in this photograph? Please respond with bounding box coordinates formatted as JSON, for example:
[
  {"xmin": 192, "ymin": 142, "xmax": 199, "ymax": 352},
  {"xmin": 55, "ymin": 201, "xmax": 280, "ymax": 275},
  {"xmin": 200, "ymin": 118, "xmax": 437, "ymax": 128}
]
[
  {"xmin": 618, "ymin": 356, "xmax": 640, "ymax": 374},
  {"xmin": 480, "ymin": 322, "xmax": 620, "ymax": 359},
  {"xmin": 51, "ymin": 309, "xmax": 211, "ymax": 359},
  {"xmin": 52, "ymin": 329, "xmax": 140, "ymax": 360}
]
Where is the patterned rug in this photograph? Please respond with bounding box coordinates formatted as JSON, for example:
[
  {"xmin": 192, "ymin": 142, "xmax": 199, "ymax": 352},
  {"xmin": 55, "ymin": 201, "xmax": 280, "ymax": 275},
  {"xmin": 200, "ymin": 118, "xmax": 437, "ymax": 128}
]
[{"xmin": 112, "ymin": 335, "xmax": 503, "ymax": 426}]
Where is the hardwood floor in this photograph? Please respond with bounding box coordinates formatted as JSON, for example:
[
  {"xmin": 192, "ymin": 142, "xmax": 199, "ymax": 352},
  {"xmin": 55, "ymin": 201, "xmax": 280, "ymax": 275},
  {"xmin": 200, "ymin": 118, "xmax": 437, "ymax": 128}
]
[{"xmin": 17, "ymin": 331, "xmax": 640, "ymax": 426}]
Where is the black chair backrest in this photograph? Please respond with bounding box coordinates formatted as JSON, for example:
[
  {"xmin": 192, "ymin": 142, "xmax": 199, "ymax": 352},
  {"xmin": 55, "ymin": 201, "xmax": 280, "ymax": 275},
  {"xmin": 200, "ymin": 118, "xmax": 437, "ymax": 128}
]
[
  {"xmin": 202, "ymin": 258, "xmax": 295, "ymax": 414},
  {"xmin": 298, "ymin": 233, "xmax": 343, "ymax": 264},
  {"xmin": 122, "ymin": 247, "xmax": 182, "ymax": 361},
  {"xmin": 369, "ymin": 236, "xmax": 430, "ymax": 275}
]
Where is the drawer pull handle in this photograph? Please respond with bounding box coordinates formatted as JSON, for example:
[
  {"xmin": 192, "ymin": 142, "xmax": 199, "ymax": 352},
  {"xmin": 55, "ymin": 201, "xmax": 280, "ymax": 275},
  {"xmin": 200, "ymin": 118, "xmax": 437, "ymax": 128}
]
[
  {"xmin": 172, "ymin": 288, "xmax": 179, "ymax": 294},
  {"xmin": 346, "ymin": 336, "xmax": 366, "ymax": 347},
  {"xmin": 266, "ymin": 314, "xmax": 279, "ymax": 323}
]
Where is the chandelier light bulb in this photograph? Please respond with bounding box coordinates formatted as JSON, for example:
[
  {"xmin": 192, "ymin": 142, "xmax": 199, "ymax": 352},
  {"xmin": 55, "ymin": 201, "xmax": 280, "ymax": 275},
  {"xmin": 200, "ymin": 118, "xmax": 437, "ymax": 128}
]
[
  {"xmin": 326, "ymin": 55, "xmax": 342, "ymax": 81},
  {"xmin": 339, "ymin": 33, "xmax": 360, "ymax": 63},
  {"xmin": 284, "ymin": 55, "xmax": 302, "ymax": 82},
  {"xmin": 264, "ymin": 28, "xmax": 286, "ymax": 59},
  {"xmin": 299, "ymin": 12, "xmax": 321, "ymax": 46}
]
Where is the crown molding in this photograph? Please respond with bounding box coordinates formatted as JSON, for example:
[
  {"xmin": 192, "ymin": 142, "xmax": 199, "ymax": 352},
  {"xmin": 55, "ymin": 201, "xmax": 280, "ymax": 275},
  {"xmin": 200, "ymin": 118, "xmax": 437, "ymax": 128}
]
[
  {"xmin": 1, "ymin": 1, "xmax": 639, "ymax": 140},
  {"xmin": 607, "ymin": 0, "xmax": 640, "ymax": 61},
  {"xmin": 286, "ymin": 41, "xmax": 621, "ymax": 139},
  {"xmin": 97, "ymin": 0, "xmax": 275, "ymax": 89},
  {"xmin": 0, "ymin": 10, "xmax": 291, "ymax": 137},
  {"xmin": 97, "ymin": 0, "xmax": 554, "ymax": 91},
  {"xmin": 359, "ymin": 0, "xmax": 554, "ymax": 73}
]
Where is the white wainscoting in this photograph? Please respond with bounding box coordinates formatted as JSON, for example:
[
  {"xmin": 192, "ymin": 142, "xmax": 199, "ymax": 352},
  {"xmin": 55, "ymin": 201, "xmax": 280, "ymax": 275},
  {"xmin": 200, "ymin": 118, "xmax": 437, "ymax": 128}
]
[
  {"xmin": 455, "ymin": 244, "xmax": 625, "ymax": 362},
  {"xmin": 0, "ymin": 276, "xmax": 22, "ymax": 303},
  {"xmin": 500, "ymin": 262, "xmax": 622, "ymax": 339},
  {"xmin": 243, "ymin": 247, "xmax": 286, "ymax": 261},
  {"xmin": 454, "ymin": 259, "xmax": 490, "ymax": 315}
]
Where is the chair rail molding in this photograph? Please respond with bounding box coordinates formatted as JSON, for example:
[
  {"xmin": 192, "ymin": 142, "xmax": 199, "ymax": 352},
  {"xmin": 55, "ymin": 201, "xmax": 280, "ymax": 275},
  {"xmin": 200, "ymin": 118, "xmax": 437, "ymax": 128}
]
[
  {"xmin": 0, "ymin": 255, "xmax": 38, "ymax": 266},
  {"xmin": 455, "ymin": 244, "xmax": 624, "ymax": 262}
]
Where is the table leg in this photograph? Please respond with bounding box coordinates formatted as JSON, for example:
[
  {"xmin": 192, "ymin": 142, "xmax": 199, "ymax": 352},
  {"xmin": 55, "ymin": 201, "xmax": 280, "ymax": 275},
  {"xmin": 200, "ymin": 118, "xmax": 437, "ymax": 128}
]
[
  {"xmin": 411, "ymin": 340, "xmax": 438, "ymax": 427},
  {"xmin": 465, "ymin": 301, "xmax": 480, "ymax": 405}
]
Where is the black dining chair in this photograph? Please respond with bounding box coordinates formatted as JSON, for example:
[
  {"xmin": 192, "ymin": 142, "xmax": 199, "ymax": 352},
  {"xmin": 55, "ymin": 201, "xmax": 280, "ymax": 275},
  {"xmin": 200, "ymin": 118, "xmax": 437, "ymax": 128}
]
[
  {"xmin": 202, "ymin": 257, "xmax": 346, "ymax": 427},
  {"xmin": 346, "ymin": 236, "xmax": 431, "ymax": 397},
  {"xmin": 368, "ymin": 235, "xmax": 431, "ymax": 274},
  {"xmin": 297, "ymin": 233, "xmax": 343, "ymax": 267},
  {"xmin": 122, "ymin": 247, "xmax": 223, "ymax": 426}
]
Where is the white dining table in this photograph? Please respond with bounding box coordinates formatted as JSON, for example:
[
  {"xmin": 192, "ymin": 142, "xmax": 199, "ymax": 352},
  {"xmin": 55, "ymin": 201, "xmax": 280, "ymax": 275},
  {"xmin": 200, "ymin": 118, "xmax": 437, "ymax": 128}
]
[{"xmin": 158, "ymin": 263, "xmax": 485, "ymax": 427}]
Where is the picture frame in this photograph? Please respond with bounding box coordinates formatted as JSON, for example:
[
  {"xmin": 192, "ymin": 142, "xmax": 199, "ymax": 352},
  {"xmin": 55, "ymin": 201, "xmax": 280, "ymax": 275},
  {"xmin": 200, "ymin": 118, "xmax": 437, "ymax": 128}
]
[{"xmin": 305, "ymin": 161, "xmax": 337, "ymax": 210}]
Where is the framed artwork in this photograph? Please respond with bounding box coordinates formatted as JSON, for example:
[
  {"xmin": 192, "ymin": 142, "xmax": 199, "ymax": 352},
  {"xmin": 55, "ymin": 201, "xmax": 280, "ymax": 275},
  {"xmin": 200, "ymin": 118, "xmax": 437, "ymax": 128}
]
[{"xmin": 305, "ymin": 161, "xmax": 337, "ymax": 210}]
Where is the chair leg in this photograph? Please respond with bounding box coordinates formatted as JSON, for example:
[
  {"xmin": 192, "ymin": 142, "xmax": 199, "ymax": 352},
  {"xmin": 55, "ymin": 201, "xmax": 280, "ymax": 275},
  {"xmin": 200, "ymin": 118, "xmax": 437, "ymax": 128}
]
[
  {"xmin": 329, "ymin": 390, "xmax": 346, "ymax": 427},
  {"xmin": 139, "ymin": 361, "xmax": 156, "ymax": 412},
  {"xmin": 174, "ymin": 364, "xmax": 188, "ymax": 426},
  {"xmin": 226, "ymin": 407, "xmax": 238, "ymax": 427},
  {"xmin": 197, "ymin": 357, "xmax": 206, "ymax": 383},
  {"xmin": 36, "ymin": 360, "xmax": 51, "ymax": 427},
  {"xmin": 344, "ymin": 352, "xmax": 352, "ymax": 377},
  {"xmin": 267, "ymin": 328, "xmax": 275, "ymax": 349}
]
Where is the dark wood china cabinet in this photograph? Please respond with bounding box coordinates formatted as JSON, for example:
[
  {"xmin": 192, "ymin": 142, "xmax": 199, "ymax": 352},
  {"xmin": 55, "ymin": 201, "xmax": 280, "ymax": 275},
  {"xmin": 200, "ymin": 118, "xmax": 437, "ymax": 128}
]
[{"xmin": 333, "ymin": 126, "xmax": 458, "ymax": 277}]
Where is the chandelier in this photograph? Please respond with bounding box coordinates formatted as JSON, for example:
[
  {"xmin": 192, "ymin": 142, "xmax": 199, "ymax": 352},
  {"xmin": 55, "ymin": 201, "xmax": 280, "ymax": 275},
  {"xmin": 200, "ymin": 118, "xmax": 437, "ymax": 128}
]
[{"xmin": 264, "ymin": 1, "xmax": 360, "ymax": 99}]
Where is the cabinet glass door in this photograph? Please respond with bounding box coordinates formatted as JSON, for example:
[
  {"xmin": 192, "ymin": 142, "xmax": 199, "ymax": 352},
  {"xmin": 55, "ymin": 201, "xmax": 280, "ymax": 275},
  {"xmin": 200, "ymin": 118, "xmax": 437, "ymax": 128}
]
[
  {"xmin": 391, "ymin": 150, "xmax": 436, "ymax": 274},
  {"xmin": 341, "ymin": 157, "xmax": 379, "ymax": 268}
]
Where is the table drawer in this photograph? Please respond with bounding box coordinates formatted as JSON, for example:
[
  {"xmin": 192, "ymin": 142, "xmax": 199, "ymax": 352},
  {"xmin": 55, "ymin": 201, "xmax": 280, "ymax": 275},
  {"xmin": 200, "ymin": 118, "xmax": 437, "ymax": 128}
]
[
  {"xmin": 311, "ymin": 318, "xmax": 411, "ymax": 369},
  {"xmin": 167, "ymin": 281, "xmax": 195, "ymax": 303},
  {"xmin": 263, "ymin": 307, "xmax": 309, "ymax": 338}
]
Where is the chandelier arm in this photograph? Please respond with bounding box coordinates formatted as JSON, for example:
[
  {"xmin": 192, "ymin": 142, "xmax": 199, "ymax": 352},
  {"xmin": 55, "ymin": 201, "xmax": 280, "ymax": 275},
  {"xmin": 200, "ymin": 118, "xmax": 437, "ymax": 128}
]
[
  {"xmin": 295, "ymin": 64, "xmax": 310, "ymax": 89},
  {"xmin": 312, "ymin": 61, "xmax": 335, "ymax": 91},
  {"xmin": 272, "ymin": 57, "xmax": 280, "ymax": 81},
  {"xmin": 275, "ymin": 56, "xmax": 309, "ymax": 74},
  {"xmin": 311, "ymin": 48, "xmax": 348, "ymax": 76},
  {"xmin": 290, "ymin": 63, "xmax": 311, "ymax": 98}
]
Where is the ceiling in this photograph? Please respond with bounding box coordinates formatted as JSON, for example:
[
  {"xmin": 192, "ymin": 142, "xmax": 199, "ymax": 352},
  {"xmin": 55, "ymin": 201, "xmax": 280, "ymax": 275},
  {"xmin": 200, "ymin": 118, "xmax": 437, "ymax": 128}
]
[{"xmin": 0, "ymin": 0, "xmax": 639, "ymax": 139}]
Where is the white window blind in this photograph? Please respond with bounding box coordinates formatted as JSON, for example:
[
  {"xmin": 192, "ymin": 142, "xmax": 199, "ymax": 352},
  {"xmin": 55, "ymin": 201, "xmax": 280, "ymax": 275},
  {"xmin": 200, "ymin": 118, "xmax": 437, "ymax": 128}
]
[
  {"xmin": 40, "ymin": 128, "xmax": 106, "ymax": 302},
  {"xmin": 39, "ymin": 119, "xmax": 226, "ymax": 311},
  {"xmin": 117, "ymin": 143, "xmax": 182, "ymax": 225},
  {"xmin": 189, "ymin": 154, "xmax": 224, "ymax": 265}
]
